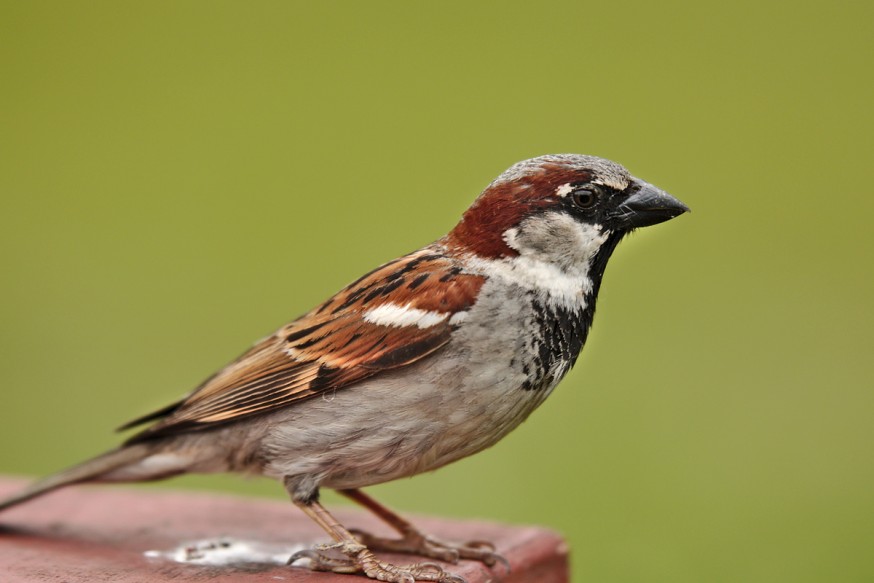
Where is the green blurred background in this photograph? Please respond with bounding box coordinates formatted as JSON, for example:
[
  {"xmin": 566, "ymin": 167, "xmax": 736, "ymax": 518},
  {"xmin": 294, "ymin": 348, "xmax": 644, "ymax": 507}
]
[{"xmin": 2, "ymin": 1, "xmax": 872, "ymax": 581}]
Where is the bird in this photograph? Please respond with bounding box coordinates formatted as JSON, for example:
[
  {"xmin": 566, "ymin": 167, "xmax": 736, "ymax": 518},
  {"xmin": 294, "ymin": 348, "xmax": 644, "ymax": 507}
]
[{"xmin": 0, "ymin": 154, "xmax": 688, "ymax": 582}]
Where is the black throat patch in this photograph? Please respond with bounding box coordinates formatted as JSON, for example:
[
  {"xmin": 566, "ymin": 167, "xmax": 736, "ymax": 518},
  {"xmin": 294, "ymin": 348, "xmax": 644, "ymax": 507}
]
[
  {"xmin": 522, "ymin": 300, "xmax": 592, "ymax": 390},
  {"xmin": 521, "ymin": 230, "xmax": 626, "ymax": 391}
]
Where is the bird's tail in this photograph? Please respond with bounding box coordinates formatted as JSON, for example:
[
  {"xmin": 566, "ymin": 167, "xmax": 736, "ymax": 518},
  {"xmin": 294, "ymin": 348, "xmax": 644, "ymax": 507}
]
[{"xmin": 0, "ymin": 443, "xmax": 153, "ymax": 512}]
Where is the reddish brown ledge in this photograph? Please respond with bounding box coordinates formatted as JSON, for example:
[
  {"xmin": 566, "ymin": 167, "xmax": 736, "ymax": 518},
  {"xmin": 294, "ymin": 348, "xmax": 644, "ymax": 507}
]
[{"xmin": 0, "ymin": 477, "xmax": 568, "ymax": 582}]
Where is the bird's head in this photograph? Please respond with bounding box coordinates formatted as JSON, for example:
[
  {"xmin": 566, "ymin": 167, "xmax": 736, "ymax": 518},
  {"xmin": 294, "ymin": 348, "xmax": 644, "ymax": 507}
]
[{"xmin": 445, "ymin": 154, "xmax": 689, "ymax": 275}]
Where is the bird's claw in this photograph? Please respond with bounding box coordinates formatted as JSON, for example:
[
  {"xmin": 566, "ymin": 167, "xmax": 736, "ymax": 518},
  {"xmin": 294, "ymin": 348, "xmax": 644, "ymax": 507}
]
[
  {"xmin": 349, "ymin": 528, "xmax": 509, "ymax": 571},
  {"xmin": 455, "ymin": 539, "xmax": 510, "ymax": 570},
  {"xmin": 289, "ymin": 540, "xmax": 466, "ymax": 582},
  {"xmin": 287, "ymin": 541, "xmax": 364, "ymax": 572}
]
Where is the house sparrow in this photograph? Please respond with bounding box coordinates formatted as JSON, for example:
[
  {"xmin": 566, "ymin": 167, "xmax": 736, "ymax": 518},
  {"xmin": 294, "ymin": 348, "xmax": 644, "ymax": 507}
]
[{"xmin": 0, "ymin": 154, "xmax": 688, "ymax": 582}]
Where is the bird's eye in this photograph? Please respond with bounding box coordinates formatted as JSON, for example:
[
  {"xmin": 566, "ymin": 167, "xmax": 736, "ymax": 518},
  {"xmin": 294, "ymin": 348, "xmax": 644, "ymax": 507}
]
[{"xmin": 571, "ymin": 187, "xmax": 598, "ymax": 209}]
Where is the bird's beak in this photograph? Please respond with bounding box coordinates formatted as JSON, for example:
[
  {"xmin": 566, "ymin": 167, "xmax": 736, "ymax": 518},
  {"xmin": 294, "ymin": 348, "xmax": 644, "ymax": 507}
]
[{"xmin": 617, "ymin": 179, "xmax": 690, "ymax": 229}]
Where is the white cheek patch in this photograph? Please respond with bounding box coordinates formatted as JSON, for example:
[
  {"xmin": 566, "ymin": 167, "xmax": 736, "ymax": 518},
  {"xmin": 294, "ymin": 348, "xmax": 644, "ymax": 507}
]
[
  {"xmin": 574, "ymin": 222, "xmax": 610, "ymax": 257},
  {"xmin": 517, "ymin": 212, "xmax": 609, "ymax": 264},
  {"xmin": 470, "ymin": 213, "xmax": 611, "ymax": 307},
  {"xmin": 363, "ymin": 303, "xmax": 449, "ymax": 329}
]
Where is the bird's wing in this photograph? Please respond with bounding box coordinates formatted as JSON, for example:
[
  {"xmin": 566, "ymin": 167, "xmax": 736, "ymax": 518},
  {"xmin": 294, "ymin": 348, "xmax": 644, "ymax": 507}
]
[{"xmin": 123, "ymin": 247, "xmax": 484, "ymax": 442}]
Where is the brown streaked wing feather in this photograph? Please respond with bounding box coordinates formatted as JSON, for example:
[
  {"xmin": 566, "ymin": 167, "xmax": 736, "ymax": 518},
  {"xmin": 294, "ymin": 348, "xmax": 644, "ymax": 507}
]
[{"xmin": 124, "ymin": 247, "xmax": 484, "ymax": 443}]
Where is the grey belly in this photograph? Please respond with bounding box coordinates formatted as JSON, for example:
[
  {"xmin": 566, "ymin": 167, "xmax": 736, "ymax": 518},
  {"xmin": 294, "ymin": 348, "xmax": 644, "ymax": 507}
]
[{"xmin": 258, "ymin": 346, "xmax": 553, "ymax": 490}]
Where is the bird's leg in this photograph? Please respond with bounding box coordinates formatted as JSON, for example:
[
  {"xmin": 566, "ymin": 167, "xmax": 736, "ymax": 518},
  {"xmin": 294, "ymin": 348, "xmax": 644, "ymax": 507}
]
[
  {"xmin": 338, "ymin": 488, "xmax": 509, "ymax": 570},
  {"xmin": 285, "ymin": 480, "xmax": 464, "ymax": 583}
]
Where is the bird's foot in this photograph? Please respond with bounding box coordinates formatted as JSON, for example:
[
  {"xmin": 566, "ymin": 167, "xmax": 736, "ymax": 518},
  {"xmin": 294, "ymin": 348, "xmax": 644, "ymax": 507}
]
[
  {"xmin": 289, "ymin": 540, "xmax": 466, "ymax": 583},
  {"xmin": 349, "ymin": 527, "xmax": 509, "ymax": 570}
]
